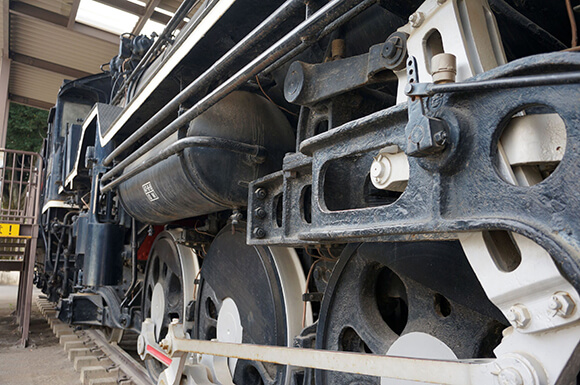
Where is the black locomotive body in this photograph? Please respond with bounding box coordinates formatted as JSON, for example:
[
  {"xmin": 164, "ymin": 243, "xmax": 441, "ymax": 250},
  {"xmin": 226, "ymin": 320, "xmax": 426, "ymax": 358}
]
[{"xmin": 36, "ymin": 0, "xmax": 580, "ymax": 384}]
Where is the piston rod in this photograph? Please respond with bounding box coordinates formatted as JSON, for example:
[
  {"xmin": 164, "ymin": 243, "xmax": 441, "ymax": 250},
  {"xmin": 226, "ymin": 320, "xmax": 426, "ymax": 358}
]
[
  {"xmin": 158, "ymin": 323, "xmax": 497, "ymax": 385},
  {"xmin": 101, "ymin": 0, "xmax": 378, "ymax": 188}
]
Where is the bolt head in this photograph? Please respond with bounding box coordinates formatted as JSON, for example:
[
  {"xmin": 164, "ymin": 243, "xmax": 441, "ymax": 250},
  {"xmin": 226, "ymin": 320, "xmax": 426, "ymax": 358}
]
[
  {"xmin": 507, "ymin": 305, "xmax": 531, "ymax": 328},
  {"xmin": 382, "ymin": 41, "xmax": 396, "ymax": 59},
  {"xmin": 408, "ymin": 11, "xmax": 425, "ymax": 28},
  {"xmin": 433, "ymin": 130, "xmax": 448, "ymax": 146},
  {"xmin": 498, "ymin": 368, "xmax": 523, "ymax": 385},
  {"xmin": 253, "ymin": 227, "xmax": 266, "ymax": 239},
  {"xmin": 550, "ymin": 292, "xmax": 575, "ymax": 318},
  {"xmin": 254, "ymin": 188, "xmax": 267, "ymax": 200},
  {"xmin": 404, "ymin": 83, "xmax": 414, "ymax": 95},
  {"xmin": 255, "ymin": 207, "xmax": 267, "ymax": 219}
]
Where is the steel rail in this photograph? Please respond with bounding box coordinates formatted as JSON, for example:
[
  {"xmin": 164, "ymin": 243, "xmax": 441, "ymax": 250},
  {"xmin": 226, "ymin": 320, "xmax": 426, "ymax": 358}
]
[
  {"xmin": 104, "ymin": 0, "xmax": 305, "ymax": 167},
  {"xmin": 100, "ymin": 0, "xmax": 378, "ymax": 191},
  {"xmin": 85, "ymin": 329, "xmax": 155, "ymax": 385},
  {"xmin": 101, "ymin": 137, "xmax": 267, "ymax": 193}
]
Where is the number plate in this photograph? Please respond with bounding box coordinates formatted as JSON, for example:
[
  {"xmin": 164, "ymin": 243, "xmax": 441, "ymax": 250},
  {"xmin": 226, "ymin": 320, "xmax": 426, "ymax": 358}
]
[{"xmin": 0, "ymin": 224, "xmax": 20, "ymax": 237}]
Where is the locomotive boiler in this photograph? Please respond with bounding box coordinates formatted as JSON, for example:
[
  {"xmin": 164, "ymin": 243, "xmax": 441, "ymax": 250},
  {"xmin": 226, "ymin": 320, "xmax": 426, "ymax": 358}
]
[{"xmin": 36, "ymin": 0, "xmax": 580, "ymax": 384}]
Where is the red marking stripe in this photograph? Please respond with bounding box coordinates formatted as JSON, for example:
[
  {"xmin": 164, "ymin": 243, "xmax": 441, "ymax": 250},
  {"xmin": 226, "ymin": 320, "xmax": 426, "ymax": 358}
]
[{"xmin": 147, "ymin": 344, "xmax": 173, "ymax": 366}]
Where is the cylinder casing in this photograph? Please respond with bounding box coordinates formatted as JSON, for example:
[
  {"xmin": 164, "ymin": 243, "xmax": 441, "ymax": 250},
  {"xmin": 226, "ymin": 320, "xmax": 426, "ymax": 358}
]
[{"xmin": 117, "ymin": 91, "xmax": 294, "ymax": 223}]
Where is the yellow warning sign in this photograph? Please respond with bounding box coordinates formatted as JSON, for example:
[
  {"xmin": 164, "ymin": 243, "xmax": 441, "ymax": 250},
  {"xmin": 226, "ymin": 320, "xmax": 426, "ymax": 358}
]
[{"xmin": 0, "ymin": 224, "xmax": 20, "ymax": 237}]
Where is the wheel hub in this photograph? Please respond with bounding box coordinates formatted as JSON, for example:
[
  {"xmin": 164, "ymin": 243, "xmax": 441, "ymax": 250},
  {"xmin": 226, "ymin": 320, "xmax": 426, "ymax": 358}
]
[
  {"xmin": 217, "ymin": 297, "xmax": 243, "ymax": 374},
  {"xmin": 195, "ymin": 226, "xmax": 308, "ymax": 385},
  {"xmin": 382, "ymin": 332, "xmax": 458, "ymax": 385},
  {"xmin": 316, "ymin": 241, "xmax": 506, "ymax": 385},
  {"xmin": 151, "ymin": 282, "xmax": 166, "ymax": 341}
]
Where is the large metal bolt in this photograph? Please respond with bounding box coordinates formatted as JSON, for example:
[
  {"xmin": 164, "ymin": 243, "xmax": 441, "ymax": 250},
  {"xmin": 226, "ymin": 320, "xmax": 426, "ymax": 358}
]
[
  {"xmin": 548, "ymin": 291, "xmax": 575, "ymax": 318},
  {"xmin": 408, "ymin": 11, "xmax": 424, "ymax": 28},
  {"xmin": 497, "ymin": 368, "xmax": 523, "ymax": 385},
  {"xmin": 255, "ymin": 207, "xmax": 267, "ymax": 219},
  {"xmin": 506, "ymin": 304, "xmax": 531, "ymax": 328},
  {"xmin": 433, "ymin": 130, "xmax": 448, "ymax": 146},
  {"xmin": 253, "ymin": 227, "xmax": 266, "ymax": 239},
  {"xmin": 254, "ymin": 188, "xmax": 267, "ymax": 200}
]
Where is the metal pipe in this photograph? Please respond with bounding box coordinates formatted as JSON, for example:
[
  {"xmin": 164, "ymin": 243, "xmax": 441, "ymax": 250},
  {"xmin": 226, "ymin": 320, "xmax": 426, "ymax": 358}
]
[
  {"xmin": 50, "ymin": 211, "xmax": 78, "ymax": 277},
  {"xmin": 61, "ymin": 226, "xmax": 74, "ymax": 297},
  {"xmin": 415, "ymin": 71, "xmax": 580, "ymax": 96},
  {"xmin": 123, "ymin": 217, "xmax": 138, "ymax": 302},
  {"xmin": 488, "ymin": 0, "xmax": 567, "ymax": 52},
  {"xmin": 263, "ymin": 0, "xmax": 377, "ymax": 75},
  {"xmin": 101, "ymin": 137, "xmax": 267, "ymax": 193},
  {"xmin": 105, "ymin": 0, "xmax": 306, "ymax": 166},
  {"xmin": 101, "ymin": 0, "xmax": 376, "ymax": 185}
]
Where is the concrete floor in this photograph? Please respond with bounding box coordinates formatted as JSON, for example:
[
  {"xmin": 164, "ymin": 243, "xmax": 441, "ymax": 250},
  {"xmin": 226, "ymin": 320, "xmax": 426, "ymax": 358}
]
[{"xmin": 0, "ymin": 284, "xmax": 80, "ymax": 385}]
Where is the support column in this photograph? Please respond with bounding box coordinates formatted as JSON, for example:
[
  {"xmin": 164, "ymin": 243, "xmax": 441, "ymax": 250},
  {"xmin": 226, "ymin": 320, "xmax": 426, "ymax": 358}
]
[{"xmin": 0, "ymin": 55, "xmax": 10, "ymax": 149}]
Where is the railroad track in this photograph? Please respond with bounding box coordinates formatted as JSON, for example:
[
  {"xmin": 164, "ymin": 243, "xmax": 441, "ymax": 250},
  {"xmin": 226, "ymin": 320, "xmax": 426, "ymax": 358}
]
[{"xmin": 35, "ymin": 297, "xmax": 155, "ymax": 385}]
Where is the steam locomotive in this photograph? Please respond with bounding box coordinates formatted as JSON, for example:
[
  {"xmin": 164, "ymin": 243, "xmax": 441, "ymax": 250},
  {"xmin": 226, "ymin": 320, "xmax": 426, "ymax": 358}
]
[{"xmin": 36, "ymin": 0, "xmax": 580, "ymax": 384}]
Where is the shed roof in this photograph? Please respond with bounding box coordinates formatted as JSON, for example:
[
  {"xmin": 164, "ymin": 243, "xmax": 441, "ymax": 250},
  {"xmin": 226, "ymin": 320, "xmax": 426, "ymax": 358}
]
[{"xmin": 2, "ymin": 0, "xmax": 189, "ymax": 110}]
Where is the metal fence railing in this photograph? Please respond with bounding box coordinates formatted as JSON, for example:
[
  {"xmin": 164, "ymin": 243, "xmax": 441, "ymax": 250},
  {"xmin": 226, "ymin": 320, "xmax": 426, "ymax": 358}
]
[
  {"xmin": 0, "ymin": 149, "xmax": 42, "ymax": 225},
  {"xmin": 0, "ymin": 148, "xmax": 43, "ymax": 346}
]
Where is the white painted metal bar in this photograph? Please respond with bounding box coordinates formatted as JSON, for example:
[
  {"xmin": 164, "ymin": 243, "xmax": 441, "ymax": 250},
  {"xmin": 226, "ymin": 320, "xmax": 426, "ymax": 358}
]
[{"xmin": 164, "ymin": 329, "xmax": 494, "ymax": 385}]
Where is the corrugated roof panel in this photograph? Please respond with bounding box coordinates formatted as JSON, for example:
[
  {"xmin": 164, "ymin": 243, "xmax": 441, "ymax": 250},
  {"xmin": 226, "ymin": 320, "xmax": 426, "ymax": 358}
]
[
  {"xmin": 10, "ymin": 14, "xmax": 117, "ymax": 74},
  {"xmin": 9, "ymin": 62, "xmax": 66, "ymax": 105},
  {"xmin": 19, "ymin": 0, "xmax": 71, "ymax": 17}
]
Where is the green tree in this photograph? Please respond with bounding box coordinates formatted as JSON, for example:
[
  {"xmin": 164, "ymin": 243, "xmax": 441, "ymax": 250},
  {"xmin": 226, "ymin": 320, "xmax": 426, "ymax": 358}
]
[{"xmin": 6, "ymin": 103, "xmax": 47, "ymax": 153}]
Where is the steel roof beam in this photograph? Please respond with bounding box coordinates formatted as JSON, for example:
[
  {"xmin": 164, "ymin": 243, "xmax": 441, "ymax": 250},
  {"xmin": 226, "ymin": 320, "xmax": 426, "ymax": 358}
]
[
  {"xmin": 132, "ymin": 0, "xmax": 163, "ymax": 35},
  {"xmin": 9, "ymin": 1, "xmax": 119, "ymax": 45},
  {"xmin": 11, "ymin": 53, "xmax": 92, "ymax": 79},
  {"xmin": 67, "ymin": 0, "xmax": 81, "ymax": 29},
  {"xmin": 9, "ymin": 94, "xmax": 53, "ymax": 110}
]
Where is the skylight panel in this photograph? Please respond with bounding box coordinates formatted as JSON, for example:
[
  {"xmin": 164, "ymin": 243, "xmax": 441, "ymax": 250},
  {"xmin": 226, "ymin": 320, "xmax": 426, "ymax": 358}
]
[
  {"xmin": 141, "ymin": 19, "xmax": 167, "ymax": 37},
  {"xmin": 76, "ymin": 0, "xmax": 139, "ymax": 36}
]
